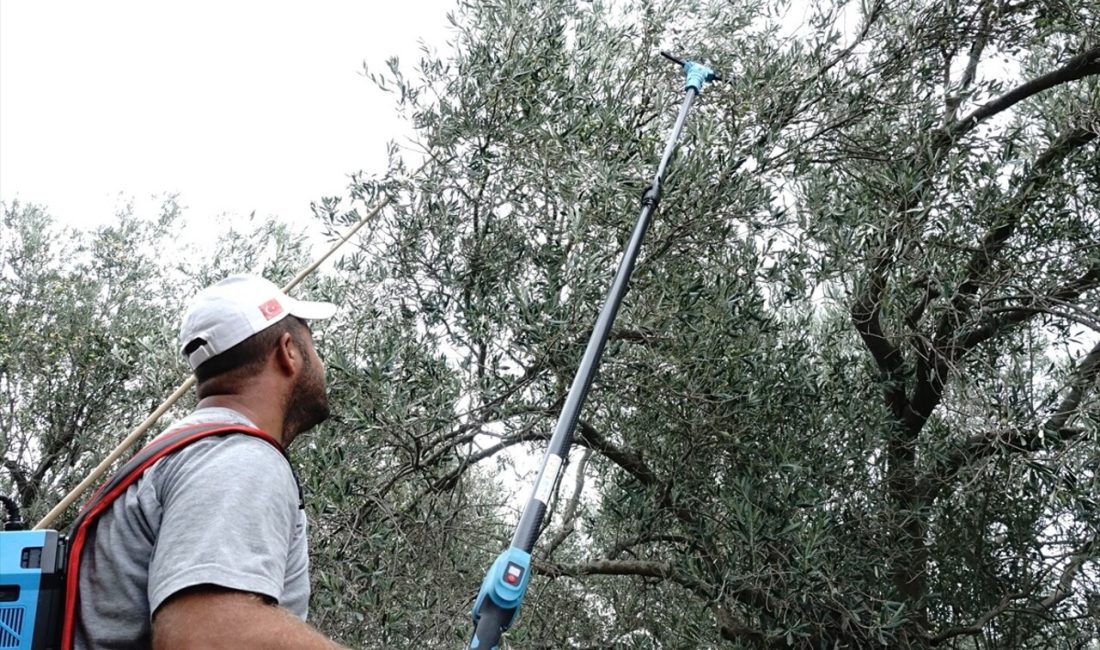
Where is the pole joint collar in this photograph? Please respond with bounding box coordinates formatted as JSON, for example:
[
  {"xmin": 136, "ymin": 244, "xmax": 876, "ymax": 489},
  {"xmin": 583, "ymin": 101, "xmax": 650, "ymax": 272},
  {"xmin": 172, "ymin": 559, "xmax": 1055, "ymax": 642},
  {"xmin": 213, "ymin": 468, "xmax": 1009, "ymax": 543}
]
[
  {"xmin": 683, "ymin": 61, "xmax": 718, "ymax": 93},
  {"xmin": 660, "ymin": 51, "xmax": 722, "ymax": 93}
]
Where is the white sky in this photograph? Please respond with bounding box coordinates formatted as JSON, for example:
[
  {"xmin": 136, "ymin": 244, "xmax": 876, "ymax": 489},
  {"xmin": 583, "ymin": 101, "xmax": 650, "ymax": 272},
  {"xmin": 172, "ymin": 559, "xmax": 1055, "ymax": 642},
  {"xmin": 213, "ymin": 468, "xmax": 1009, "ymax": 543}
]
[{"xmin": 0, "ymin": 1, "xmax": 454, "ymax": 230}]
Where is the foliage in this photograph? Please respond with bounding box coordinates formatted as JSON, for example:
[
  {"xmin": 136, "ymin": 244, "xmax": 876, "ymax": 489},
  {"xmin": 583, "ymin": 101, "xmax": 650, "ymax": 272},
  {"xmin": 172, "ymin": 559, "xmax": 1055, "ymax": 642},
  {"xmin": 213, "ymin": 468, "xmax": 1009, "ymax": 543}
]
[{"xmin": 0, "ymin": 200, "xmax": 187, "ymax": 523}]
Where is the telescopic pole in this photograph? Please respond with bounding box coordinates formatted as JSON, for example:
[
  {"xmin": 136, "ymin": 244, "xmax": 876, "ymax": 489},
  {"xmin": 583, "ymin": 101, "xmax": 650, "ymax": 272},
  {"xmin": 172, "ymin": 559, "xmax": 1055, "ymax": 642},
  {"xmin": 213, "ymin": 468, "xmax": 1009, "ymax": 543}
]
[{"xmin": 467, "ymin": 53, "xmax": 720, "ymax": 650}]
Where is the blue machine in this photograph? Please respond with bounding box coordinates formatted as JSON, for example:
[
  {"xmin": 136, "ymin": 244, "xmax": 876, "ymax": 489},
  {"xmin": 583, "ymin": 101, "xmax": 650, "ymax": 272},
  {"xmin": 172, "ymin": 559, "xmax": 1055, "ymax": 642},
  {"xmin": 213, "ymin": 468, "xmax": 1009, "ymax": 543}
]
[{"xmin": 0, "ymin": 527, "xmax": 66, "ymax": 649}]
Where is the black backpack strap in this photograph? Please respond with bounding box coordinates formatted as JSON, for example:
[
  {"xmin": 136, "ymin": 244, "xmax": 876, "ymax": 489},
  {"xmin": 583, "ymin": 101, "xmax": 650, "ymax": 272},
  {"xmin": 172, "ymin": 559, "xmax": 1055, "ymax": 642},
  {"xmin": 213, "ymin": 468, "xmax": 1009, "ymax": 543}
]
[{"xmin": 61, "ymin": 422, "xmax": 285, "ymax": 650}]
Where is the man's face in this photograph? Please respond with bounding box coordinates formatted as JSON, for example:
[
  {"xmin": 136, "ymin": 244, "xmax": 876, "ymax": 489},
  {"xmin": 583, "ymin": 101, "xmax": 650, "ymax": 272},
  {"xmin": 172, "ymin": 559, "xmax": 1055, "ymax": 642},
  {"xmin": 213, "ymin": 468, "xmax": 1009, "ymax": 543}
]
[{"xmin": 284, "ymin": 323, "xmax": 330, "ymax": 439}]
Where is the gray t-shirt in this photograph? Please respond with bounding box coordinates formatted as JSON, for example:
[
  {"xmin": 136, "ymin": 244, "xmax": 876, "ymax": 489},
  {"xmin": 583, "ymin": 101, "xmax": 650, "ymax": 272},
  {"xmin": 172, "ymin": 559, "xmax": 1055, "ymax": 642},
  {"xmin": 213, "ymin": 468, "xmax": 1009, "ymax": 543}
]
[{"xmin": 75, "ymin": 407, "xmax": 310, "ymax": 650}]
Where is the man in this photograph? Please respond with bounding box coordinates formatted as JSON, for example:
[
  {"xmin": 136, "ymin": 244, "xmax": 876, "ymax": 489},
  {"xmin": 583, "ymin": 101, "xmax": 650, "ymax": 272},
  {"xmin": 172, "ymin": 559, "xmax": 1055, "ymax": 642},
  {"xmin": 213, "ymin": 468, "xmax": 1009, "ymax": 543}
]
[{"xmin": 76, "ymin": 274, "xmax": 347, "ymax": 649}]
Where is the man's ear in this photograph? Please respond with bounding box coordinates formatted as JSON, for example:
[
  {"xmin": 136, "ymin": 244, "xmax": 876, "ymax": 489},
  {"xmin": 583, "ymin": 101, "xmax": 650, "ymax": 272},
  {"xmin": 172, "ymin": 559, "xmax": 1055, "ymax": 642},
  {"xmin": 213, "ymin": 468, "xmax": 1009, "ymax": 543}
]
[{"xmin": 273, "ymin": 331, "xmax": 300, "ymax": 376}]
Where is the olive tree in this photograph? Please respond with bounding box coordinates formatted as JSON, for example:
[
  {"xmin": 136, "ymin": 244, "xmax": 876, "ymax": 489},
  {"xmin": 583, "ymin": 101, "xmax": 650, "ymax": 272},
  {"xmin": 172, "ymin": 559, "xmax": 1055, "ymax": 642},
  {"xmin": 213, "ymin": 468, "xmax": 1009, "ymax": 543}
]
[{"xmin": 321, "ymin": 0, "xmax": 1098, "ymax": 647}]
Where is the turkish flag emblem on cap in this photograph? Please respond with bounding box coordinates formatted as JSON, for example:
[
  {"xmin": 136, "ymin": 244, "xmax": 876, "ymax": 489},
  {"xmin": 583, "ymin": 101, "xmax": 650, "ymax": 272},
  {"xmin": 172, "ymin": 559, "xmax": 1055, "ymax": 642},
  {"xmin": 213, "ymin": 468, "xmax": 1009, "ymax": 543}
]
[{"xmin": 259, "ymin": 298, "xmax": 284, "ymax": 321}]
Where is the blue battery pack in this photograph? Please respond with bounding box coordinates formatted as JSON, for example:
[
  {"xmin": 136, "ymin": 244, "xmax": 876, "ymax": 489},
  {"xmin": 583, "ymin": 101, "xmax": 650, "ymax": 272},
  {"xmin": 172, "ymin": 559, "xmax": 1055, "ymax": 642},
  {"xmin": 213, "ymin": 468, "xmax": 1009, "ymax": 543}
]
[{"xmin": 0, "ymin": 529, "xmax": 66, "ymax": 650}]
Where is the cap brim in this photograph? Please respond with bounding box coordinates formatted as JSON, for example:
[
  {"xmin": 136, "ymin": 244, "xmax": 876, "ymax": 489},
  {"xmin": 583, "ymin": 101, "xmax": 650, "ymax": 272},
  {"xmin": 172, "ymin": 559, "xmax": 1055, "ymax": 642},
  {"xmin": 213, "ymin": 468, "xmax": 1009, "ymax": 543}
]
[{"xmin": 289, "ymin": 299, "xmax": 337, "ymax": 320}]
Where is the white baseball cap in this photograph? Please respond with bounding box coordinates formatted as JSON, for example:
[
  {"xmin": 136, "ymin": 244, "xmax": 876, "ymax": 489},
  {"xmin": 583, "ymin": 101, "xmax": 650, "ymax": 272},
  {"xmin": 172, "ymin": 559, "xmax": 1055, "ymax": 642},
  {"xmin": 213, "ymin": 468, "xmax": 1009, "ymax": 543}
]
[{"xmin": 179, "ymin": 274, "xmax": 336, "ymax": 371}]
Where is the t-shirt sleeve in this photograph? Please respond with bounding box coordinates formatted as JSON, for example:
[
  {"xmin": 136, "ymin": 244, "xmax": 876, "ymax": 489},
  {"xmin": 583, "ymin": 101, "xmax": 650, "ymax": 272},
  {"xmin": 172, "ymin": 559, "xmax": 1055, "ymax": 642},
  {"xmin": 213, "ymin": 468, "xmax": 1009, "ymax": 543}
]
[{"xmin": 147, "ymin": 435, "xmax": 299, "ymax": 615}]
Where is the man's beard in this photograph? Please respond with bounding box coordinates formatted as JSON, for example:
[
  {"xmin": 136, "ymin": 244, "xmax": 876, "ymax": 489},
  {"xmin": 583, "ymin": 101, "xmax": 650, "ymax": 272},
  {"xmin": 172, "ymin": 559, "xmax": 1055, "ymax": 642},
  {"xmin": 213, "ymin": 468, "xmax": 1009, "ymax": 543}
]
[{"xmin": 283, "ymin": 356, "xmax": 330, "ymax": 443}]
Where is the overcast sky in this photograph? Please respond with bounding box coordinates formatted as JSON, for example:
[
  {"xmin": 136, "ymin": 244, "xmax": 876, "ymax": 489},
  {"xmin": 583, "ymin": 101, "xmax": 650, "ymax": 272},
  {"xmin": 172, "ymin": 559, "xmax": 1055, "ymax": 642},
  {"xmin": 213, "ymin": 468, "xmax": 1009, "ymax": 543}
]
[{"xmin": 0, "ymin": 1, "xmax": 454, "ymax": 230}]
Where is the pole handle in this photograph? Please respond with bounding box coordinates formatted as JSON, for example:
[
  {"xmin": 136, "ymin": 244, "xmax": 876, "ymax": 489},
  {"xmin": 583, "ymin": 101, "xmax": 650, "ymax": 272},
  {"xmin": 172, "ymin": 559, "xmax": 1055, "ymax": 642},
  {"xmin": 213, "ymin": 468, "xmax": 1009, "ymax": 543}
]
[{"xmin": 469, "ymin": 600, "xmax": 511, "ymax": 650}]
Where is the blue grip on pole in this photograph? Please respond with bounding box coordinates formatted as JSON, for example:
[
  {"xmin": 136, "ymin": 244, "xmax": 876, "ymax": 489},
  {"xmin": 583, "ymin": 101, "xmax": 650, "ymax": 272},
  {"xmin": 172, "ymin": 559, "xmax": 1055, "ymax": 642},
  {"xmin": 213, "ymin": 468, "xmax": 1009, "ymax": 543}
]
[
  {"xmin": 683, "ymin": 61, "xmax": 717, "ymax": 93},
  {"xmin": 470, "ymin": 547, "xmax": 532, "ymax": 630}
]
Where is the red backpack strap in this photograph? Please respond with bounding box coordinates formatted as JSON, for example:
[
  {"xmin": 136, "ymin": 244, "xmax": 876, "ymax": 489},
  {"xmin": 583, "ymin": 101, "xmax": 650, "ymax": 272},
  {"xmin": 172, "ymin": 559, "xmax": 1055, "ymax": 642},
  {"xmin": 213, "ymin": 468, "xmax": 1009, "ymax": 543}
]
[{"xmin": 60, "ymin": 422, "xmax": 283, "ymax": 650}]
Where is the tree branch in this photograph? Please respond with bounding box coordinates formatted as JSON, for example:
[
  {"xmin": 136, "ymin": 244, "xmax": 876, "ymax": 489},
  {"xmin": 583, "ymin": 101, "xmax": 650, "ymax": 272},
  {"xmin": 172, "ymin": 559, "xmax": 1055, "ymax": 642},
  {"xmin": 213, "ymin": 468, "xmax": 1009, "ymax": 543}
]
[
  {"xmin": 852, "ymin": 266, "xmax": 909, "ymax": 420},
  {"xmin": 544, "ymin": 448, "xmax": 591, "ymax": 558},
  {"xmin": 1047, "ymin": 339, "xmax": 1100, "ymax": 434},
  {"xmin": 949, "ymin": 46, "xmax": 1100, "ymax": 139},
  {"xmin": 922, "ymin": 338, "xmax": 1100, "ymax": 501},
  {"xmin": 955, "ymin": 264, "xmax": 1100, "ymax": 353},
  {"xmin": 577, "ymin": 419, "xmax": 660, "ymax": 487},
  {"xmin": 930, "ymin": 529, "xmax": 1095, "ymax": 647},
  {"xmin": 944, "ymin": 0, "xmax": 996, "ymax": 125},
  {"xmin": 534, "ymin": 557, "xmax": 714, "ymax": 595},
  {"xmin": 429, "ymin": 423, "xmax": 548, "ymax": 492},
  {"xmin": 1030, "ymin": 536, "xmax": 1096, "ymax": 613},
  {"xmin": 929, "ymin": 590, "xmax": 1029, "ymax": 644},
  {"xmin": 536, "ymin": 555, "xmax": 801, "ymax": 647},
  {"xmin": 932, "ymin": 534, "xmax": 1097, "ymax": 643},
  {"xmin": 935, "ymin": 126, "xmax": 1098, "ymax": 347},
  {"xmin": 605, "ymin": 532, "xmax": 692, "ymax": 560},
  {"xmin": 905, "ymin": 278, "xmax": 942, "ymax": 329},
  {"xmin": 910, "ymin": 129, "xmax": 1098, "ymax": 429},
  {"xmin": 2, "ymin": 458, "xmax": 34, "ymax": 508},
  {"xmin": 609, "ymin": 327, "xmax": 663, "ymax": 346},
  {"xmin": 415, "ymin": 414, "xmax": 658, "ymax": 496},
  {"xmin": 535, "ymin": 557, "xmax": 781, "ymax": 647},
  {"xmin": 853, "ymin": 291, "xmax": 906, "ymax": 377}
]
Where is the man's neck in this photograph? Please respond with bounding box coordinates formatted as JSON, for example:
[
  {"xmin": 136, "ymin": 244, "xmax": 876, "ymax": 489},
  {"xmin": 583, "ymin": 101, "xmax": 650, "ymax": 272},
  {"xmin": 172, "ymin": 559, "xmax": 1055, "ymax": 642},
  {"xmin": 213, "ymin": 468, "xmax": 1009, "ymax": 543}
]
[{"xmin": 195, "ymin": 395, "xmax": 288, "ymax": 446}]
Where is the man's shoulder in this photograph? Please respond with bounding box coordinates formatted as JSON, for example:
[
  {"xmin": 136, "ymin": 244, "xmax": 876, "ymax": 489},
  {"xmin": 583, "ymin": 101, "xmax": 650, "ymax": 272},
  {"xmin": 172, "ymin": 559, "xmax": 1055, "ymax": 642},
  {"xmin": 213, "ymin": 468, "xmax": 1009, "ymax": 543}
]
[
  {"xmin": 153, "ymin": 408, "xmax": 281, "ymax": 461},
  {"xmin": 150, "ymin": 417, "xmax": 291, "ymax": 490},
  {"xmin": 159, "ymin": 406, "xmax": 259, "ymax": 435},
  {"xmin": 164, "ymin": 431, "xmax": 285, "ymax": 463}
]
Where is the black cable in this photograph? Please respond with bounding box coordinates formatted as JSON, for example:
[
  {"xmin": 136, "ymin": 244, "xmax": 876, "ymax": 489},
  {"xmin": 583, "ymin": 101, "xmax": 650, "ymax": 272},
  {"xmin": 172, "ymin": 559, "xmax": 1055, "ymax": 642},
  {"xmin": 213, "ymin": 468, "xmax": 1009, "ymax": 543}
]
[{"xmin": 1, "ymin": 494, "xmax": 25, "ymax": 531}]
